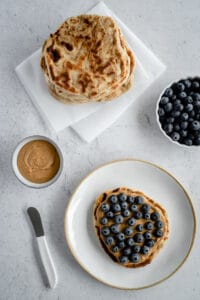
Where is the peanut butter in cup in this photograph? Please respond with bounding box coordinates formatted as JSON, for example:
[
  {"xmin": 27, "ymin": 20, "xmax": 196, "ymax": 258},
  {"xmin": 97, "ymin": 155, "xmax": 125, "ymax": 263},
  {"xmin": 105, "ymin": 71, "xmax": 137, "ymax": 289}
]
[{"xmin": 17, "ymin": 140, "xmax": 60, "ymax": 184}]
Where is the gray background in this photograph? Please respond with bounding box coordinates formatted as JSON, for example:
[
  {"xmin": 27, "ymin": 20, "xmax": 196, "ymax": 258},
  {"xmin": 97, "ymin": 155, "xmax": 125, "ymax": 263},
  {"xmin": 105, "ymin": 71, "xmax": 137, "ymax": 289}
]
[{"xmin": 0, "ymin": 0, "xmax": 200, "ymax": 299}]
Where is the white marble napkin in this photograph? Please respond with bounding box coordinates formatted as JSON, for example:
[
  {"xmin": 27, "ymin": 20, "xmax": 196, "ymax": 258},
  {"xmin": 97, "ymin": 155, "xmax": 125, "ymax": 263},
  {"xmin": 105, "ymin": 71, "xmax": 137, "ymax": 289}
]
[{"xmin": 15, "ymin": 1, "xmax": 166, "ymax": 140}]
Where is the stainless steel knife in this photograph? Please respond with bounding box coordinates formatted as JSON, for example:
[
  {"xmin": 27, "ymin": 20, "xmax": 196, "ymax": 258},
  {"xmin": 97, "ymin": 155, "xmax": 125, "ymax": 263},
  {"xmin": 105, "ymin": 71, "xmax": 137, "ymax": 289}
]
[{"xmin": 27, "ymin": 207, "xmax": 57, "ymax": 289}]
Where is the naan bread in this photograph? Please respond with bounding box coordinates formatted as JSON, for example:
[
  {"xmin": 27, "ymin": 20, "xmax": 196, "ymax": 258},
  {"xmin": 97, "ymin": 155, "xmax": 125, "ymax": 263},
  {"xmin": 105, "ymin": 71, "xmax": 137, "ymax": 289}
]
[
  {"xmin": 94, "ymin": 187, "xmax": 169, "ymax": 268},
  {"xmin": 41, "ymin": 15, "xmax": 135, "ymax": 103}
]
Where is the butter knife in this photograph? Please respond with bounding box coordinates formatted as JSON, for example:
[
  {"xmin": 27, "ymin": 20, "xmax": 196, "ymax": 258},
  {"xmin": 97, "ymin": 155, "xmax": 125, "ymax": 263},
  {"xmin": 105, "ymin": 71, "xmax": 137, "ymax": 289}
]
[{"xmin": 27, "ymin": 207, "xmax": 57, "ymax": 288}]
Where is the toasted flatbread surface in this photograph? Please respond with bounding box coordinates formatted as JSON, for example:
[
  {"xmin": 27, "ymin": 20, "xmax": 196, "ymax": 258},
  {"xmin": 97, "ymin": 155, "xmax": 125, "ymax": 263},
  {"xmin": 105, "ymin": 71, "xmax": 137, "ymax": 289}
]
[
  {"xmin": 94, "ymin": 187, "xmax": 169, "ymax": 268},
  {"xmin": 41, "ymin": 15, "xmax": 135, "ymax": 103}
]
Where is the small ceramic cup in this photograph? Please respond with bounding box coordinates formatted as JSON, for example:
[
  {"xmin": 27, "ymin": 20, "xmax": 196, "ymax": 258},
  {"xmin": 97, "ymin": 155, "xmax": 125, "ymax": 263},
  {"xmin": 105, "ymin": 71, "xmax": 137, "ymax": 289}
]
[{"xmin": 12, "ymin": 135, "xmax": 64, "ymax": 188}]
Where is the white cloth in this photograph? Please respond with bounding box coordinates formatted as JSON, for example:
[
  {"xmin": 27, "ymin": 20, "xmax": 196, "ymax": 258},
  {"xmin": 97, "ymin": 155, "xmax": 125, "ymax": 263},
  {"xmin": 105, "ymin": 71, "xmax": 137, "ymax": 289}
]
[{"xmin": 15, "ymin": 1, "xmax": 166, "ymax": 141}]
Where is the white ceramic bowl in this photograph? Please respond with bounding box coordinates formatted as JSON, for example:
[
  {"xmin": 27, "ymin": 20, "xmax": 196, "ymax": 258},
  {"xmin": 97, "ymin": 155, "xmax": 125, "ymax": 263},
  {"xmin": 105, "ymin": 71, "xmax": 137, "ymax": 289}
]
[
  {"xmin": 12, "ymin": 135, "xmax": 64, "ymax": 188},
  {"xmin": 156, "ymin": 78, "xmax": 200, "ymax": 148}
]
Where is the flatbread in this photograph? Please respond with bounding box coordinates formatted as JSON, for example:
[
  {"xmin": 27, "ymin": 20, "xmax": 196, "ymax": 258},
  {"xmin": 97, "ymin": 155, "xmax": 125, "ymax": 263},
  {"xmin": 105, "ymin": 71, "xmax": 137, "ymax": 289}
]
[
  {"xmin": 41, "ymin": 15, "xmax": 135, "ymax": 103},
  {"xmin": 94, "ymin": 187, "xmax": 169, "ymax": 268}
]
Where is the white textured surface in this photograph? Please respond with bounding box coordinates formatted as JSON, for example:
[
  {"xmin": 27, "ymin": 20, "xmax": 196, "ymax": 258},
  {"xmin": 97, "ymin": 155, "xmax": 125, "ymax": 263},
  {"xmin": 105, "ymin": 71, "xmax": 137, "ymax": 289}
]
[{"xmin": 0, "ymin": 0, "xmax": 200, "ymax": 299}]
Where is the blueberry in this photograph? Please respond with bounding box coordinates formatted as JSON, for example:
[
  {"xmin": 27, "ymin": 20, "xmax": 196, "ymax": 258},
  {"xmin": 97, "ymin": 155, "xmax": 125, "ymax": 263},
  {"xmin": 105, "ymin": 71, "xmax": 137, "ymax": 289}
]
[
  {"xmin": 134, "ymin": 211, "xmax": 143, "ymax": 219},
  {"xmin": 128, "ymin": 217, "xmax": 136, "ymax": 226},
  {"xmin": 143, "ymin": 231, "xmax": 152, "ymax": 239},
  {"xmin": 176, "ymin": 82, "xmax": 185, "ymax": 92},
  {"xmin": 118, "ymin": 193, "xmax": 127, "ymax": 202},
  {"xmin": 155, "ymin": 220, "xmax": 164, "ymax": 228},
  {"xmin": 193, "ymin": 77, "xmax": 200, "ymax": 83},
  {"xmin": 141, "ymin": 246, "xmax": 150, "ymax": 255},
  {"xmin": 194, "ymin": 136, "xmax": 200, "ymax": 145},
  {"xmin": 130, "ymin": 204, "xmax": 138, "ymax": 212},
  {"xmin": 174, "ymin": 103, "xmax": 184, "ymax": 111},
  {"xmin": 116, "ymin": 232, "xmax": 125, "ymax": 241},
  {"xmin": 122, "ymin": 209, "xmax": 130, "ymax": 217},
  {"xmin": 164, "ymin": 88, "xmax": 173, "ymax": 97},
  {"xmin": 120, "ymin": 202, "xmax": 128, "ymax": 210},
  {"xmin": 171, "ymin": 110, "xmax": 181, "ymax": 118},
  {"xmin": 136, "ymin": 224, "xmax": 143, "ymax": 232},
  {"xmin": 101, "ymin": 203, "xmax": 110, "ymax": 212},
  {"xmin": 105, "ymin": 236, "xmax": 115, "ymax": 245},
  {"xmin": 180, "ymin": 121, "xmax": 188, "ymax": 129},
  {"xmin": 160, "ymin": 96, "xmax": 169, "ymax": 105},
  {"xmin": 178, "ymin": 92, "xmax": 187, "ymax": 99},
  {"xmin": 132, "ymin": 245, "xmax": 141, "ymax": 253},
  {"xmin": 183, "ymin": 79, "xmax": 191, "ymax": 89},
  {"xmin": 180, "ymin": 130, "xmax": 187, "ymax": 138},
  {"xmin": 164, "ymin": 102, "xmax": 173, "ymax": 112},
  {"xmin": 151, "ymin": 212, "xmax": 160, "ymax": 221},
  {"xmin": 141, "ymin": 204, "xmax": 150, "ymax": 213},
  {"xmin": 145, "ymin": 239, "xmax": 155, "ymax": 248},
  {"xmin": 106, "ymin": 211, "xmax": 114, "ymax": 218},
  {"xmin": 196, "ymin": 113, "xmax": 200, "ymax": 119},
  {"xmin": 172, "ymin": 95, "xmax": 177, "ymax": 100},
  {"xmin": 181, "ymin": 112, "xmax": 189, "ymax": 121},
  {"xmin": 101, "ymin": 227, "xmax": 110, "ymax": 236},
  {"xmin": 191, "ymin": 120, "xmax": 200, "ymax": 130},
  {"xmin": 114, "ymin": 215, "xmax": 123, "ymax": 224},
  {"xmin": 174, "ymin": 124, "xmax": 181, "ymax": 131},
  {"xmin": 192, "ymin": 93, "xmax": 200, "ymax": 101},
  {"xmin": 110, "ymin": 224, "xmax": 120, "ymax": 234},
  {"xmin": 111, "ymin": 203, "xmax": 121, "ymax": 213},
  {"xmin": 135, "ymin": 196, "xmax": 144, "ymax": 204},
  {"xmin": 109, "ymin": 195, "xmax": 118, "ymax": 204},
  {"xmin": 194, "ymin": 100, "xmax": 200, "ymax": 109},
  {"xmin": 134, "ymin": 233, "xmax": 144, "ymax": 243},
  {"xmin": 130, "ymin": 253, "xmax": 140, "ymax": 263},
  {"xmin": 171, "ymin": 132, "xmax": 180, "ymax": 141},
  {"xmin": 188, "ymin": 133, "xmax": 195, "ymax": 140},
  {"xmin": 158, "ymin": 108, "xmax": 165, "ymax": 117},
  {"xmin": 100, "ymin": 217, "xmax": 108, "ymax": 225},
  {"xmin": 192, "ymin": 81, "xmax": 200, "ymax": 90},
  {"xmin": 189, "ymin": 118, "xmax": 194, "ymax": 122},
  {"xmin": 163, "ymin": 123, "xmax": 173, "ymax": 134},
  {"xmin": 118, "ymin": 241, "xmax": 125, "ymax": 249},
  {"xmin": 127, "ymin": 196, "xmax": 135, "ymax": 204},
  {"xmin": 124, "ymin": 227, "xmax": 133, "ymax": 236},
  {"xmin": 145, "ymin": 222, "xmax": 154, "ymax": 230},
  {"xmin": 123, "ymin": 247, "xmax": 132, "ymax": 256},
  {"xmin": 174, "ymin": 99, "xmax": 181, "ymax": 105},
  {"xmin": 185, "ymin": 103, "xmax": 194, "ymax": 112},
  {"xmin": 166, "ymin": 117, "xmax": 175, "ymax": 123},
  {"xmin": 119, "ymin": 256, "xmax": 129, "ymax": 264},
  {"xmin": 143, "ymin": 213, "xmax": 151, "ymax": 220},
  {"xmin": 112, "ymin": 245, "xmax": 120, "ymax": 253},
  {"xmin": 183, "ymin": 138, "xmax": 193, "ymax": 146},
  {"xmin": 189, "ymin": 110, "xmax": 195, "ymax": 117},
  {"xmin": 126, "ymin": 238, "xmax": 134, "ymax": 246},
  {"xmin": 154, "ymin": 229, "xmax": 163, "ymax": 237},
  {"xmin": 186, "ymin": 96, "xmax": 193, "ymax": 104}
]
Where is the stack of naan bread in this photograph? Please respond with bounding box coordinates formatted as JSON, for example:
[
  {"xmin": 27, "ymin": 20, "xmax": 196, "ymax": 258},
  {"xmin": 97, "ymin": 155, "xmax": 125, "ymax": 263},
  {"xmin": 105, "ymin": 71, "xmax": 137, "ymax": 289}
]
[{"xmin": 40, "ymin": 15, "xmax": 135, "ymax": 104}]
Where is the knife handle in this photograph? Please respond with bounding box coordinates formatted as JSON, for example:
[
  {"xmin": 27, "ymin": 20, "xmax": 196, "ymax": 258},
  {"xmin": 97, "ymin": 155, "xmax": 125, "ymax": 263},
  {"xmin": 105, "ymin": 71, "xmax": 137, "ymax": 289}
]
[{"xmin": 37, "ymin": 236, "xmax": 57, "ymax": 289}]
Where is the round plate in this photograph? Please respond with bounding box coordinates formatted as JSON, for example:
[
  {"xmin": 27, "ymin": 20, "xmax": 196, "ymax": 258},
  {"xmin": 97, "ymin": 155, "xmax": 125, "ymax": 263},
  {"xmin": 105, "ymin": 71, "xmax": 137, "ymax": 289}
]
[{"xmin": 64, "ymin": 159, "xmax": 196, "ymax": 289}]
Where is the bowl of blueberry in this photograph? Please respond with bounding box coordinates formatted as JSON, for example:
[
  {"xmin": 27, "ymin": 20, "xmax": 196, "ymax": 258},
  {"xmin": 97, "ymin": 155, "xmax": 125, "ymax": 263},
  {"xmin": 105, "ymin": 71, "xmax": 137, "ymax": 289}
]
[{"xmin": 157, "ymin": 77, "xmax": 200, "ymax": 147}]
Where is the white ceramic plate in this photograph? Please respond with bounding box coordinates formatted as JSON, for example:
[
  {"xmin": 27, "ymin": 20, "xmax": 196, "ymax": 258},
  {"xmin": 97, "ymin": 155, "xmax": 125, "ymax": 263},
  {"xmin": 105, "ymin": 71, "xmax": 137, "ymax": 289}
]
[{"xmin": 64, "ymin": 159, "xmax": 196, "ymax": 289}]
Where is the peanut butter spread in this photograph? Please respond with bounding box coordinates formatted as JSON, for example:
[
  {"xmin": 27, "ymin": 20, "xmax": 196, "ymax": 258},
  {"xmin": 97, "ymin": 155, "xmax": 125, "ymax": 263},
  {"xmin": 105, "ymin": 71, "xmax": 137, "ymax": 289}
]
[{"xmin": 17, "ymin": 140, "xmax": 60, "ymax": 183}]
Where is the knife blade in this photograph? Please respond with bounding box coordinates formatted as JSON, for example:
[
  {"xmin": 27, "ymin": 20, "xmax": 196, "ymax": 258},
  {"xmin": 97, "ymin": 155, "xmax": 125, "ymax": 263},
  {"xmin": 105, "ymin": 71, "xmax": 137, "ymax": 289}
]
[{"xmin": 27, "ymin": 207, "xmax": 57, "ymax": 289}]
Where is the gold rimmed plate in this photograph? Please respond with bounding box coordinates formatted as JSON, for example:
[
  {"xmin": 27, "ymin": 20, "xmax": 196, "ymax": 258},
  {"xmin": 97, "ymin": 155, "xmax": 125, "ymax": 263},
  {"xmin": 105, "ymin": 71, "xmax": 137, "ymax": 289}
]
[{"xmin": 64, "ymin": 159, "xmax": 196, "ymax": 289}]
